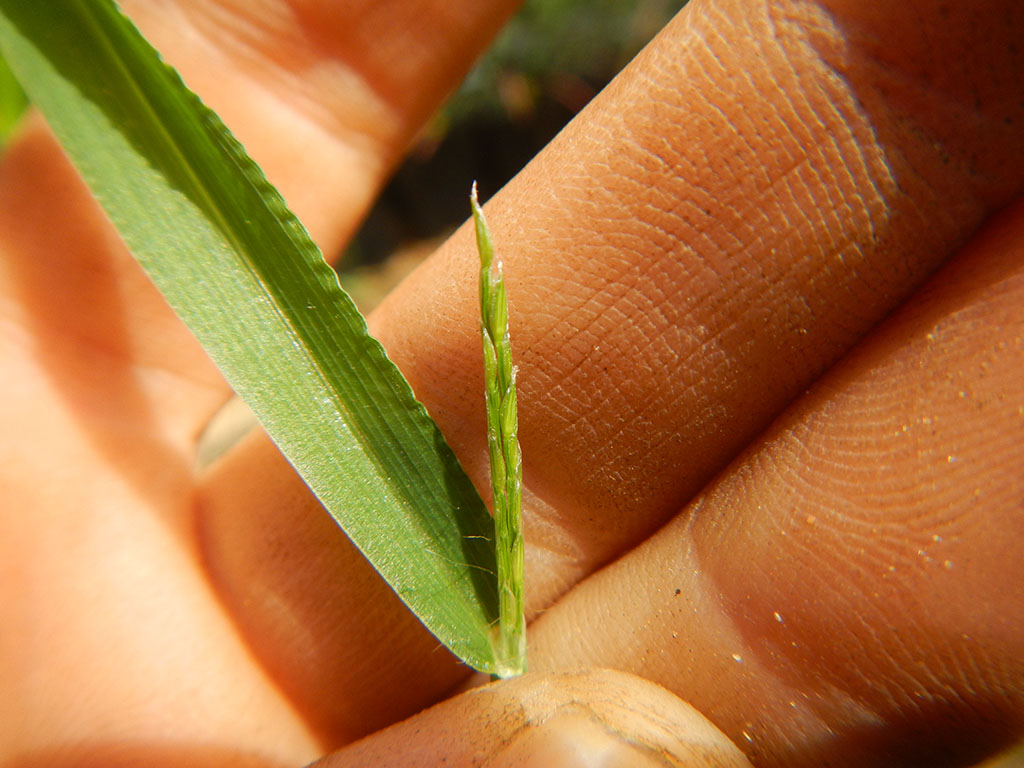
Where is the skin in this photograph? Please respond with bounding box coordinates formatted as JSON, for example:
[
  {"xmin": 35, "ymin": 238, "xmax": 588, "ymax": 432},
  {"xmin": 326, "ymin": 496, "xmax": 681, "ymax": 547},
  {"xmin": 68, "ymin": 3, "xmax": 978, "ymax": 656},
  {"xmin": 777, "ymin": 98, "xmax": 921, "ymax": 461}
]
[{"xmin": 0, "ymin": 0, "xmax": 1021, "ymax": 766}]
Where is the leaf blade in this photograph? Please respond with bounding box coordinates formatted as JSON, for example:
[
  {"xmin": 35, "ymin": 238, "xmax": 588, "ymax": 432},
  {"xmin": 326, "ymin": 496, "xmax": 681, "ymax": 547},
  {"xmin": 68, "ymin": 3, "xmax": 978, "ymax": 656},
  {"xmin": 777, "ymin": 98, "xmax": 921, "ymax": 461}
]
[{"xmin": 0, "ymin": 0, "xmax": 499, "ymax": 671}]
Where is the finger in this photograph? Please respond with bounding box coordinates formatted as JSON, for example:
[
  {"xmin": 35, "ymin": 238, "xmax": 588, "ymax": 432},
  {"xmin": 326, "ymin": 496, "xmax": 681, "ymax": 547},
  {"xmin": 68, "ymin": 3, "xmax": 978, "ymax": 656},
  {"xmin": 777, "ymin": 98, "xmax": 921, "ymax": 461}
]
[
  {"xmin": 0, "ymin": 118, "xmax": 327, "ymax": 765},
  {"xmin": 529, "ymin": 200, "xmax": 1024, "ymax": 767},
  {"xmin": 314, "ymin": 669, "xmax": 752, "ymax": 768},
  {"xmin": 369, "ymin": 0, "xmax": 1024, "ymax": 592},
  {"xmin": 197, "ymin": 429, "xmax": 474, "ymax": 747},
  {"xmin": 0, "ymin": 116, "xmax": 230, "ymax": 449}
]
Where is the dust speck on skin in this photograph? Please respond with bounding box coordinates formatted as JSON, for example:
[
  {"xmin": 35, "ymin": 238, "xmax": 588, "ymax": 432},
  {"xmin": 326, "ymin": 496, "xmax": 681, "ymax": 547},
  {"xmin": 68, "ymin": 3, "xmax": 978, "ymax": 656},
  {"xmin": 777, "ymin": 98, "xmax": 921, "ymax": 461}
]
[{"xmin": 731, "ymin": 653, "xmax": 743, "ymax": 663}]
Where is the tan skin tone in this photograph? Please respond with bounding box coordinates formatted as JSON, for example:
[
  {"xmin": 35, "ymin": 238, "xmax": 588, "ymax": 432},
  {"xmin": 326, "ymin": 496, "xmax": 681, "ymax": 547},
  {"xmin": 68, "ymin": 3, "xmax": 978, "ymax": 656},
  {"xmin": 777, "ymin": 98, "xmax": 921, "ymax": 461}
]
[{"xmin": 1, "ymin": 0, "xmax": 1021, "ymax": 766}]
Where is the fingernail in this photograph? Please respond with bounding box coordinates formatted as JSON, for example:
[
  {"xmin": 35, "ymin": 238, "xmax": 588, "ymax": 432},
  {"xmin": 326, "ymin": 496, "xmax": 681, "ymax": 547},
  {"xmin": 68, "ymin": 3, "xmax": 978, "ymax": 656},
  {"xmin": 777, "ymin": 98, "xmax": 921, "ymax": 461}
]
[{"xmin": 492, "ymin": 712, "xmax": 666, "ymax": 768}]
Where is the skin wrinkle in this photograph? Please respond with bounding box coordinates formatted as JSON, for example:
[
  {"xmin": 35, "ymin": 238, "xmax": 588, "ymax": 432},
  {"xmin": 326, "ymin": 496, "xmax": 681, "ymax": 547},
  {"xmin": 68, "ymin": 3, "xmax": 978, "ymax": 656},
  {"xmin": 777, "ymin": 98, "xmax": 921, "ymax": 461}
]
[
  {"xmin": 693, "ymin": 35, "xmax": 770, "ymax": 199},
  {"xmin": 532, "ymin": 146, "xmax": 749, "ymax": 481},
  {"xmin": 758, "ymin": 9, "xmax": 898, "ymax": 302},
  {"xmin": 770, "ymin": 425, "xmax": 950, "ymax": 574},
  {"xmin": 770, "ymin": 6, "xmax": 862, "ymax": 176},
  {"xmin": 745, "ymin": 18, "xmax": 886, "ymax": 278},
  {"xmin": 738, "ymin": 534, "xmax": 914, "ymax": 756},
  {"xmin": 556, "ymin": 272, "xmax": 709, "ymax": 480}
]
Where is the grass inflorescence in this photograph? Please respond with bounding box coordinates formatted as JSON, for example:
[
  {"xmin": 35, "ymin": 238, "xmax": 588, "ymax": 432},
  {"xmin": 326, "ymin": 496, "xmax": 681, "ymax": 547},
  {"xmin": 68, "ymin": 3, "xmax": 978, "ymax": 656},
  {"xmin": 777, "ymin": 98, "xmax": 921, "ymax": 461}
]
[{"xmin": 471, "ymin": 183, "xmax": 526, "ymax": 678}]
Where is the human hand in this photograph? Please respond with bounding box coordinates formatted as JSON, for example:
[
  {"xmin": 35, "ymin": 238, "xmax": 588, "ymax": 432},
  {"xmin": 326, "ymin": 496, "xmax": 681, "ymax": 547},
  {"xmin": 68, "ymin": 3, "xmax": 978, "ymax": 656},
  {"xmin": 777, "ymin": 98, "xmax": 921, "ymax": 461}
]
[{"xmin": 2, "ymin": 1, "xmax": 1021, "ymax": 767}]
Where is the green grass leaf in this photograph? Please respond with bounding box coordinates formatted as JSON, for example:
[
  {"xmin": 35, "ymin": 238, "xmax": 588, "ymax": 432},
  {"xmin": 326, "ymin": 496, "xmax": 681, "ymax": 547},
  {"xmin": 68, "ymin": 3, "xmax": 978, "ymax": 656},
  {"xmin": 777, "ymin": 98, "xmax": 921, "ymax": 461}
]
[
  {"xmin": 0, "ymin": 51, "xmax": 25, "ymax": 144},
  {"xmin": 0, "ymin": 0, "xmax": 499, "ymax": 672}
]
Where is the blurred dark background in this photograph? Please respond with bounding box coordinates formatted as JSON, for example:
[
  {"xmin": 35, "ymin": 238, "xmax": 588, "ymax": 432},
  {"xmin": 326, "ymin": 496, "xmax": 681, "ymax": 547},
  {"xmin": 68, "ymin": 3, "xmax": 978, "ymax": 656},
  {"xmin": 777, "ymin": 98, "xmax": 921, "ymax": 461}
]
[{"xmin": 341, "ymin": 0, "xmax": 688, "ymax": 271}]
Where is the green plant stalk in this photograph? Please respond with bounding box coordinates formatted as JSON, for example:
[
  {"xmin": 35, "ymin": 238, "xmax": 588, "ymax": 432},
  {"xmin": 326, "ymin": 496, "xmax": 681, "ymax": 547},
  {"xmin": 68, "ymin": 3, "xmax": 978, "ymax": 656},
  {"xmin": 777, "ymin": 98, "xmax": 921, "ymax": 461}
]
[{"xmin": 472, "ymin": 184, "xmax": 527, "ymax": 678}]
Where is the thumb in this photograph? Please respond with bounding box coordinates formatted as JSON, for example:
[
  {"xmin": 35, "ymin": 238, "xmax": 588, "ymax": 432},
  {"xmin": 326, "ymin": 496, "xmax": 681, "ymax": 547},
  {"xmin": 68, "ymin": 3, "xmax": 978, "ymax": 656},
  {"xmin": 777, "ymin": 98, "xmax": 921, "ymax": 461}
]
[{"xmin": 314, "ymin": 669, "xmax": 751, "ymax": 768}]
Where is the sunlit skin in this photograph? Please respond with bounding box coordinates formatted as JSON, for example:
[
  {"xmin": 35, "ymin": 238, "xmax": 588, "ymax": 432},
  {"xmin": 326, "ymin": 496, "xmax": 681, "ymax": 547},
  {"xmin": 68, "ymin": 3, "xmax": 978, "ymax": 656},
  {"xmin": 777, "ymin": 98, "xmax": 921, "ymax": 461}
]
[{"xmin": 1, "ymin": 1, "xmax": 1021, "ymax": 767}]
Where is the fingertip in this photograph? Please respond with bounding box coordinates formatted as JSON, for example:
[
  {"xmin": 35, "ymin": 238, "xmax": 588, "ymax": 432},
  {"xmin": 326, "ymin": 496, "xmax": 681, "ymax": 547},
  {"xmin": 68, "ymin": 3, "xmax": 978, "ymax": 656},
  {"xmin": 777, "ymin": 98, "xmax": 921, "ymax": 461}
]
[
  {"xmin": 489, "ymin": 712, "xmax": 671, "ymax": 768},
  {"xmin": 492, "ymin": 671, "xmax": 753, "ymax": 768},
  {"xmin": 317, "ymin": 670, "xmax": 751, "ymax": 768},
  {"xmin": 196, "ymin": 429, "xmax": 469, "ymax": 746}
]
